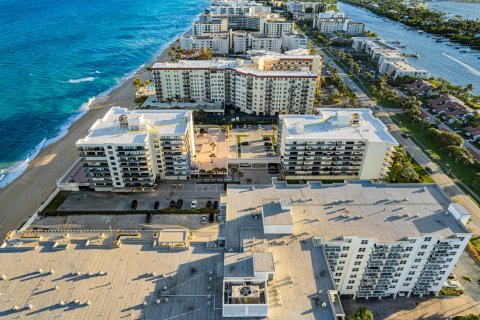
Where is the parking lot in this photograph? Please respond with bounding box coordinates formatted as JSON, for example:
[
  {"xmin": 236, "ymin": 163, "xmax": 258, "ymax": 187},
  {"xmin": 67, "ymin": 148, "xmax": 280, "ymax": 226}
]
[
  {"xmin": 229, "ymin": 125, "xmax": 279, "ymax": 160},
  {"xmin": 58, "ymin": 182, "xmax": 223, "ymax": 212},
  {"xmin": 33, "ymin": 213, "xmax": 219, "ymax": 237}
]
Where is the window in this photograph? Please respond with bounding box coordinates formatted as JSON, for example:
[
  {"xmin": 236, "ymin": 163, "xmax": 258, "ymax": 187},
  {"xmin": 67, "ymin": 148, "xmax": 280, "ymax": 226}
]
[
  {"xmin": 418, "ymin": 252, "xmax": 425, "ymax": 256},
  {"xmin": 400, "ymin": 260, "xmax": 407, "ymax": 265},
  {"xmin": 346, "ymin": 286, "xmax": 353, "ymax": 290},
  {"xmin": 421, "ymin": 245, "xmax": 428, "ymax": 249},
  {"xmin": 403, "ymin": 283, "xmax": 410, "ymax": 287},
  {"xmin": 358, "ymin": 248, "xmax": 366, "ymax": 252},
  {"xmin": 408, "ymin": 271, "xmax": 415, "ymax": 275},
  {"xmin": 352, "ymin": 268, "xmax": 359, "ymax": 272},
  {"xmin": 350, "ymin": 274, "xmax": 357, "ymax": 279},
  {"xmin": 348, "ymin": 280, "xmax": 355, "ymax": 284},
  {"xmin": 414, "ymin": 259, "xmax": 421, "ymax": 263},
  {"xmin": 356, "ymin": 255, "xmax": 363, "ymax": 259},
  {"xmin": 354, "ymin": 261, "xmax": 361, "ymax": 266},
  {"xmin": 406, "ymin": 247, "xmax": 413, "ymax": 252},
  {"xmin": 335, "ymin": 273, "xmax": 342, "ymax": 277},
  {"xmin": 425, "ymin": 237, "xmax": 432, "ymax": 241},
  {"xmin": 361, "ymin": 240, "xmax": 368, "ymax": 245}
]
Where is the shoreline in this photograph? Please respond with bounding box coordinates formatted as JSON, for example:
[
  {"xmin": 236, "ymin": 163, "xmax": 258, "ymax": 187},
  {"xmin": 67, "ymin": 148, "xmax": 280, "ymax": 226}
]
[{"xmin": 0, "ymin": 28, "xmax": 191, "ymax": 240}]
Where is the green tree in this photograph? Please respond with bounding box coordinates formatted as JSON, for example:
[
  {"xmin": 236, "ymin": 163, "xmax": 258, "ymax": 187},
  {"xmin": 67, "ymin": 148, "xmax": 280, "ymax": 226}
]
[
  {"xmin": 401, "ymin": 166, "xmax": 419, "ymax": 182},
  {"xmin": 133, "ymin": 78, "xmax": 143, "ymax": 89},
  {"xmin": 350, "ymin": 307, "xmax": 373, "ymax": 320}
]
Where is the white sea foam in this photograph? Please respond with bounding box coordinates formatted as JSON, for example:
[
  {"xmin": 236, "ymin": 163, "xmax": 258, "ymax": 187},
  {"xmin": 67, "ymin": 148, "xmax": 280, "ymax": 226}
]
[
  {"xmin": 442, "ymin": 52, "xmax": 480, "ymax": 77},
  {"xmin": 0, "ymin": 16, "xmax": 199, "ymax": 190},
  {"xmin": 0, "ymin": 97, "xmax": 94, "ymax": 189},
  {"xmin": 67, "ymin": 76, "xmax": 96, "ymax": 83}
]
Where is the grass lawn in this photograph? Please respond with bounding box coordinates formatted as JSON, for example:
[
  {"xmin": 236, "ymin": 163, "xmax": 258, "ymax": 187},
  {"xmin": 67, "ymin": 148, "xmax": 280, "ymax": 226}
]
[
  {"xmin": 391, "ymin": 113, "xmax": 480, "ymax": 197},
  {"xmin": 388, "ymin": 152, "xmax": 435, "ymax": 184}
]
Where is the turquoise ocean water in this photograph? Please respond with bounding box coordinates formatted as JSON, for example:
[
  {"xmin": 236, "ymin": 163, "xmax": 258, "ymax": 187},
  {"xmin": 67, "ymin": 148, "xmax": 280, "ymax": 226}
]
[{"xmin": 0, "ymin": 0, "xmax": 210, "ymax": 187}]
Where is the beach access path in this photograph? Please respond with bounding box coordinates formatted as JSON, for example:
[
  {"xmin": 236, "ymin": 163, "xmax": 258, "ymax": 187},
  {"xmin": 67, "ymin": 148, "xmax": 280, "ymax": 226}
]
[{"xmin": 0, "ymin": 34, "xmax": 183, "ymax": 241}]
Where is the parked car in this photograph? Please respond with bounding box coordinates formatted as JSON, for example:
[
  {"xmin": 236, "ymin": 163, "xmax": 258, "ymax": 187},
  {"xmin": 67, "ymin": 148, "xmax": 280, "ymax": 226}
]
[
  {"xmin": 201, "ymin": 215, "xmax": 207, "ymax": 224},
  {"xmin": 241, "ymin": 141, "xmax": 249, "ymax": 146},
  {"xmin": 209, "ymin": 213, "xmax": 215, "ymax": 223},
  {"xmin": 374, "ymin": 106, "xmax": 380, "ymax": 111},
  {"xmin": 131, "ymin": 200, "xmax": 138, "ymax": 210},
  {"xmin": 401, "ymin": 133, "xmax": 409, "ymax": 139},
  {"xmin": 264, "ymin": 141, "xmax": 272, "ymax": 146},
  {"xmin": 176, "ymin": 199, "xmax": 183, "ymax": 209},
  {"xmin": 213, "ymin": 200, "xmax": 219, "ymax": 209},
  {"xmin": 448, "ymin": 273, "xmax": 456, "ymax": 280},
  {"xmin": 425, "ymin": 166, "xmax": 433, "ymax": 174},
  {"xmin": 169, "ymin": 200, "xmax": 176, "ymax": 208},
  {"xmin": 444, "ymin": 280, "xmax": 461, "ymax": 289},
  {"xmin": 153, "ymin": 201, "xmax": 160, "ymax": 210},
  {"xmin": 216, "ymin": 215, "xmax": 222, "ymax": 223},
  {"xmin": 263, "ymin": 136, "xmax": 271, "ymax": 141},
  {"xmin": 206, "ymin": 200, "xmax": 212, "ymax": 208},
  {"xmin": 191, "ymin": 200, "xmax": 197, "ymax": 209},
  {"xmin": 146, "ymin": 213, "xmax": 152, "ymax": 223}
]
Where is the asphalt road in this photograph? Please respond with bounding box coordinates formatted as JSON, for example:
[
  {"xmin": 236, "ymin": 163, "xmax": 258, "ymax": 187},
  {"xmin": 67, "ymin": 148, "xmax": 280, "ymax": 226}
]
[{"xmin": 318, "ymin": 47, "xmax": 480, "ymax": 234}]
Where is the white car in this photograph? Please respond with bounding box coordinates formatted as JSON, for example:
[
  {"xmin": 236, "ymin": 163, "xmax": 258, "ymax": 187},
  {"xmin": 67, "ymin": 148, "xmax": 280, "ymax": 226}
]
[
  {"xmin": 191, "ymin": 200, "xmax": 197, "ymax": 209},
  {"xmin": 444, "ymin": 280, "xmax": 461, "ymax": 289}
]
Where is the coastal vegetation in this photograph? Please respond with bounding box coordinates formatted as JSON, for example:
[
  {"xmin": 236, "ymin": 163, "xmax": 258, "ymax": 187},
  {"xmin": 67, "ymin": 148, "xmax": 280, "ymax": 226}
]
[
  {"xmin": 349, "ymin": 307, "xmax": 374, "ymax": 320},
  {"xmin": 341, "ymin": 0, "xmax": 480, "ymax": 47},
  {"xmin": 387, "ymin": 147, "xmax": 434, "ymax": 183}
]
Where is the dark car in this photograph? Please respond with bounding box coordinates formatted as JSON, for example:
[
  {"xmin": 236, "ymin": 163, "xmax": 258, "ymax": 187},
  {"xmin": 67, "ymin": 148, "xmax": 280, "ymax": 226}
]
[
  {"xmin": 146, "ymin": 213, "xmax": 152, "ymax": 223},
  {"xmin": 401, "ymin": 133, "xmax": 409, "ymax": 139},
  {"xmin": 153, "ymin": 201, "xmax": 160, "ymax": 210},
  {"xmin": 264, "ymin": 141, "xmax": 272, "ymax": 146},
  {"xmin": 131, "ymin": 200, "xmax": 138, "ymax": 210},
  {"xmin": 241, "ymin": 141, "xmax": 249, "ymax": 146},
  {"xmin": 169, "ymin": 200, "xmax": 176, "ymax": 208},
  {"xmin": 263, "ymin": 136, "xmax": 271, "ymax": 141},
  {"xmin": 213, "ymin": 200, "xmax": 219, "ymax": 209},
  {"xmin": 206, "ymin": 200, "xmax": 212, "ymax": 208},
  {"xmin": 425, "ymin": 166, "xmax": 433, "ymax": 174},
  {"xmin": 209, "ymin": 213, "xmax": 215, "ymax": 223},
  {"xmin": 176, "ymin": 199, "xmax": 183, "ymax": 209}
]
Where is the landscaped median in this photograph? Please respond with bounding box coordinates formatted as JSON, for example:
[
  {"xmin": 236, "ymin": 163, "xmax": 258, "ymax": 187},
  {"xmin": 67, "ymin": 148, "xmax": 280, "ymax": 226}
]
[{"xmin": 391, "ymin": 113, "xmax": 480, "ymax": 199}]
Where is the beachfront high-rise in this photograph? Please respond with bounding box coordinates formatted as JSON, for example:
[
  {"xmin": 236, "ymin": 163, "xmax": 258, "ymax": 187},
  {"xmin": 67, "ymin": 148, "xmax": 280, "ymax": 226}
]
[
  {"xmin": 278, "ymin": 109, "xmax": 398, "ymax": 180},
  {"xmin": 76, "ymin": 107, "xmax": 194, "ymax": 191},
  {"xmin": 151, "ymin": 52, "xmax": 322, "ymax": 115}
]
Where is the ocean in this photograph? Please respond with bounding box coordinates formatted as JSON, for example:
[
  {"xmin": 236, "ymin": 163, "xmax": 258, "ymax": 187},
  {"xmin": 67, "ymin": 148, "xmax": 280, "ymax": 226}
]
[{"xmin": 0, "ymin": 0, "xmax": 210, "ymax": 188}]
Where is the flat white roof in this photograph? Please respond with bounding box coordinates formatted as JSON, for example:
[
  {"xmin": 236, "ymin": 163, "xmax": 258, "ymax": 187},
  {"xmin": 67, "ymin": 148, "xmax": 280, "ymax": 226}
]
[
  {"xmin": 280, "ymin": 108, "xmax": 398, "ymax": 144},
  {"xmin": 77, "ymin": 107, "xmax": 191, "ymax": 146},
  {"xmin": 388, "ymin": 60, "xmax": 428, "ymax": 73},
  {"xmin": 152, "ymin": 59, "xmax": 317, "ymax": 77}
]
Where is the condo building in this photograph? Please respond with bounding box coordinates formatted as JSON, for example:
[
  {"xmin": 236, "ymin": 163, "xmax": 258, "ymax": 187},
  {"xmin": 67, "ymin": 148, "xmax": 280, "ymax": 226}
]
[
  {"xmin": 286, "ymin": 1, "xmax": 327, "ymax": 14},
  {"xmin": 278, "ymin": 109, "xmax": 398, "ymax": 180},
  {"xmin": 207, "ymin": 0, "xmax": 271, "ymax": 15},
  {"xmin": 76, "ymin": 107, "xmax": 195, "ymax": 191},
  {"xmin": 151, "ymin": 53, "xmax": 322, "ymax": 115},
  {"xmin": 179, "ymin": 31, "xmax": 230, "ymax": 55},
  {"xmin": 352, "ymin": 37, "xmax": 430, "ymax": 79},
  {"xmin": 221, "ymin": 181, "xmax": 471, "ymax": 319},
  {"xmin": 314, "ymin": 17, "xmax": 365, "ymax": 35},
  {"xmin": 193, "ymin": 18, "xmax": 228, "ymax": 36},
  {"xmin": 259, "ymin": 19, "xmax": 294, "ymax": 37}
]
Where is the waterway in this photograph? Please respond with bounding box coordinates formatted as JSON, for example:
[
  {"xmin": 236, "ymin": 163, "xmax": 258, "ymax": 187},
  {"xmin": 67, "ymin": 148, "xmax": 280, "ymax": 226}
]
[
  {"xmin": 338, "ymin": 2, "xmax": 480, "ymax": 95},
  {"xmin": 426, "ymin": 1, "xmax": 480, "ymax": 20}
]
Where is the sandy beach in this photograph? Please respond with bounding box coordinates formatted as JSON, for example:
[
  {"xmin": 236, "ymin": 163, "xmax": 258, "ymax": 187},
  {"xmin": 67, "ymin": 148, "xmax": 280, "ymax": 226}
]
[{"xmin": 0, "ymin": 31, "xmax": 189, "ymax": 240}]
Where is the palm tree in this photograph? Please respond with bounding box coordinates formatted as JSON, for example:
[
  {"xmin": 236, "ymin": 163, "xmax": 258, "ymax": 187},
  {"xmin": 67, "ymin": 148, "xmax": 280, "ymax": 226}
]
[
  {"xmin": 236, "ymin": 170, "xmax": 244, "ymax": 182},
  {"xmin": 230, "ymin": 167, "xmax": 238, "ymax": 180},
  {"xmin": 174, "ymin": 94, "xmax": 182, "ymax": 107},
  {"xmin": 165, "ymin": 97, "xmax": 174, "ymax": 106},
  {"xmin": 209, "ymin": 153, "xmax": 216, "ymax": 164},
  {"xmin": 466, "ymin": 83, "xmax": 475, "ymax": 92},
  {"xmin": 209, "ymin": 142, "xmax": 217, "ymax": 152},
  {"xmin": 133, "ymin": 78, "xmax": 143, "ymax": 89}
]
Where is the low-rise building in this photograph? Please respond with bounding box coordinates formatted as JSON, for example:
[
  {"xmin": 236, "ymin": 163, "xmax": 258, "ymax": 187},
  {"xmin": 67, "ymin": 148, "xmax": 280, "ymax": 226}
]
[
  {"xmin": 76, "ymin": 107, "xmax": 195, "ymax": 191},
  {"xmin": 379, "ymin": 60, "xmax": 429, "ymax": 80},
  {"xmin": 405, "ymin": 79, "xmax": 437, "ymax": 96},
  {"xmin": 278, "ymin": 109, "xmax": 398, "ymax": 180},
  {"xmin": 427, "ymin": 94, "xmax": 473, "ymax": 121}
]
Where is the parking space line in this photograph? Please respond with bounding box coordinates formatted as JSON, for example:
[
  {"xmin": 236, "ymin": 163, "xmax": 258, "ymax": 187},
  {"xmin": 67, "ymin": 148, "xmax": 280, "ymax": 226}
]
[{"xmin": 116, "ymin": 200, "xmax": 125, "ymax": 211}]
